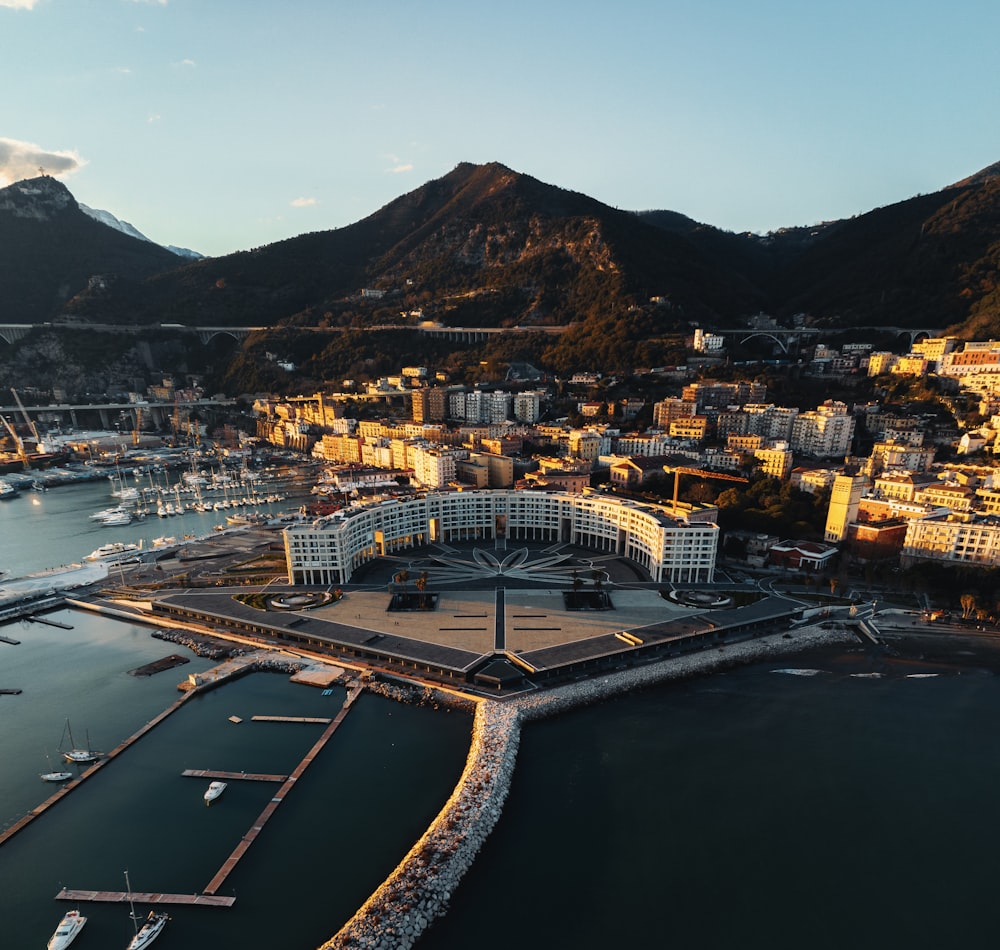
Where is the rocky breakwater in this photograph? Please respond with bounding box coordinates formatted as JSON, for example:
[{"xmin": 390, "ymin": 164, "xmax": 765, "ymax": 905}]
[
  {"xmin": 322, "ymin": 625, "xmax": 857, "ymax": 948},
  {"xmin": 323, "ymin": 698, "xmax": 519, "ymax": 950}
]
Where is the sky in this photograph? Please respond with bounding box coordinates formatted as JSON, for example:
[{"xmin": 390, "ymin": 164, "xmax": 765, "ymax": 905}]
[{"xmin": 2, "ymin": 0, "xmax": 1000, "ymax": 258}]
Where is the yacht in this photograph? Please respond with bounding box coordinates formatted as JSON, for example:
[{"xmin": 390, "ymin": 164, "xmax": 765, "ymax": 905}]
[
  {"xmin": 124, "ymin": 870, "xmax": 169, "ymax": 950},
  {"xmin": 84, "ymin": 541, "xmax": 142, "ymax": 562},
  {"xmin": 100, "ymin": 508, "xmax": 134, "ymax": 526},
  {"xmin": 47, "ymin": 909, "xmax": 87, "ymax": 950},
  {"xmin": 127, "ymin": 910, "xmax": 169, "ymax": 950},
  {"xmin": 204, "ymin": 780, "xmax": 227, "ymax": 804},
  {"xmin": 0, "ymin": 477, "xmax": 18, "ymax": 500}
]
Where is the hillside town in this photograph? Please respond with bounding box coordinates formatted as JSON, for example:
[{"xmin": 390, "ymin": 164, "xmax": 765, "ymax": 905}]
[{"xmin": 246, "ymin": 332, "xmax": 1000, "ymax": 601}]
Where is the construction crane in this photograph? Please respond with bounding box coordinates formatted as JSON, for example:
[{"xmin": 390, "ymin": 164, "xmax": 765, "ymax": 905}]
[
  {"xmin": 0, "ymin": 415, "xmax": 29, "ymax": 469},
  {"xmin": 664, "ymin": 465, "xmax": 749, "ymax": 508},
  {"xmin": 10, "ymin": 388, "xmax": 43, "ymax": 451},
  {"xmin": 132, "ymin": 404, "xmax": 143, "ymax": 446}
]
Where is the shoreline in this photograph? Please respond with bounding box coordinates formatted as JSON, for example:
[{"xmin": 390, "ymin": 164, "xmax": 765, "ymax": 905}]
[{"xmin": 323, "ymin": 624, "xmax": 856, "ymax": 950}]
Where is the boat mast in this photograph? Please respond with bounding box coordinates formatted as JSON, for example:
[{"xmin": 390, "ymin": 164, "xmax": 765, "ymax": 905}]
[{"xmin": 124, "ymin": 869, "xmax": 140, "ymax": 934}]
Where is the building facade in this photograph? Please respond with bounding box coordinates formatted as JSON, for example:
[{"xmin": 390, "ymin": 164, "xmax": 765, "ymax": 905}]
[{"xmin": 284, "ymin": 490, "xmax": 719, "ymax": 585}]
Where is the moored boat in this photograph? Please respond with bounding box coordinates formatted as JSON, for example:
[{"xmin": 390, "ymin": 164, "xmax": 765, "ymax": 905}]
[
  {"xmin": 204, "ymin": 780, "xmax": 227, "ymax": 804},
  {"xmin": 124, "ymin": 870, "xmax": 169, "ymax": 950},
  {"xmin": 41, "ymin": 753, "xmax": 73, "ymax": 783},
  {"xmin": 60, "ymin": 718, "xmax": 100, "ymax": 764},
  {"xmin": 84, "ymin": 541, "xmax": 142, "ymax": 562},
  {"xmin": 47, "ymin": 909, "xmax": 86, "ymax": 950}
]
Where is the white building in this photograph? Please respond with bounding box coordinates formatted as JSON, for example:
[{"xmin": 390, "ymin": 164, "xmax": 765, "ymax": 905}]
[
  {"xmin": 284, "ymin": 490, "xmax": 719, "ymax": 585},
  {"xmin": 902, "ymin": 516, "xmax": 1000, "ymax": 568},
  {"xmin": 790, "ymin": 401, "xmax": 855, "ymax": 458}
]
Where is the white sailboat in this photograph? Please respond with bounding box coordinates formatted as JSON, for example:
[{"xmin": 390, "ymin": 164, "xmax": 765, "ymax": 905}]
[
  {"xmin": 47, "ymin": 908, "xmax": 86, "ymax": 950},
  {"xmin": 60, "ymin": 718, "xmax": 100, "ymax": 764},
  {"xmin": 124, "ymin": 870, "xmax": 169, "ymax": 950},
  {"xmin": 41, "ymin": 752, "xmax": 73, "ymax": 783}
]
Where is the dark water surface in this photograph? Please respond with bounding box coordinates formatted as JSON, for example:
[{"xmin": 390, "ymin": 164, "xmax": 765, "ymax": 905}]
[
  {"xmin": 425, "ymin": 656, "xmax": 1000, "ymax": 950},
  {"xmin": 5, "ymin": 480, "xmax": 1000, "ymax": 949},
  {"xmin": 0, "ymin": 610, "xmax": 472, "ymax": 948}
]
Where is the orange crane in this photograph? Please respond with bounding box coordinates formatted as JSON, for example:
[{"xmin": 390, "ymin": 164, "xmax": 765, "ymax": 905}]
[
  {"xmin": 1, "ymin": 415, "xmax": 30, "ymax": 469},
  {"xmin": 665, "ymin": 465, "xmax": 749, "ymax": 508},
  {"xmin": 10, "ymin": 388, "xmax": 42, "ymax": 450}
]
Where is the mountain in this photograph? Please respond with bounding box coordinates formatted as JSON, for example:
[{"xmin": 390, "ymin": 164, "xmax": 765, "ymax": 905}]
[
  {"xmin": 7, "ymin": 160, "xmax": 1000, "ymax": 384},
  {"xmin": 0, "ymin": 176, "xmax": 190, "ymax": 322},
  {"xmin": 78, "ymin": 203, "xmax": 204, "ymax": 260}
]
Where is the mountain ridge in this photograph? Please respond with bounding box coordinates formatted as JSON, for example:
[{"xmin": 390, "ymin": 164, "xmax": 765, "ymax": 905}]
[{"xmin": 5, "ymin": 161, "xmax": 1000, "ymax": 378}]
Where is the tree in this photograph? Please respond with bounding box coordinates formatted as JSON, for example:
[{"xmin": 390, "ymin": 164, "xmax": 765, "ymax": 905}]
[{"xmin": 960, "ymin": 592, "xmax": 976, "ymax": 619}]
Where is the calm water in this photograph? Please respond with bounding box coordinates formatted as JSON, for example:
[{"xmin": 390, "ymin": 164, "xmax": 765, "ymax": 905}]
[
  {"xmin": 426, "ymin": 657, "xmax": 1000, "ymax": 949},
  {"xmin": 0, "ymin": 480, "xmax": 472, "ymax": 949},
  {"xmin": 5, "ymin": 479, "xmax": 1000, "ymax": 949},
  {"xmin": 0, "ymin": 477, "xmax": 303, "ymax": 577}
]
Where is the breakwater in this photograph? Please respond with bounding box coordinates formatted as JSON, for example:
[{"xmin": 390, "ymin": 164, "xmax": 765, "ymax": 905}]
[{"xmin": 323, "ymin": 625, "xmax": 856, "ymax": 949}]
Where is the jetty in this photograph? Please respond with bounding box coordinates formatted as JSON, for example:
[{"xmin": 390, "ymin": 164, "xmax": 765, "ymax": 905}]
[
  {"xmin": 49, "ymin": 681, "xmax": 365, "ymax": 907},
  {"xmin": 55, "ymin": 888, "xmax": 234, "ymax": 907},
  {"xmin": 203, "ymin": 684, "xmax": 363, "ymax": 896},
  {"xmin": 182, "ymin": 768, "xmax": 287, "ymax": 782}
]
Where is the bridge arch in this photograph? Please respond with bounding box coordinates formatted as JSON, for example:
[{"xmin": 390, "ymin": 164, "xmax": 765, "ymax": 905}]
[
  {"xmin": 0, "ymin": 325, "xmax": 33, "ymax": 345},
  {"xmin": 738, "ymin": 331, "xmax": 790, "ymax": 354}
]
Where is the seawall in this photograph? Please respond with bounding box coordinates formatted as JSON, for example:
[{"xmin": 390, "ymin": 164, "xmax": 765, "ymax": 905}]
[{"xmin": 322, "ymin": 625, "xmax": 855, "ymax": 949}]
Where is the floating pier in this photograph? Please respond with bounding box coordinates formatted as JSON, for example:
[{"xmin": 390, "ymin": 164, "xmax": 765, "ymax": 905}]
[
  {"xmin": 55, "ymin": 888, "xmax": 234, "ymax": 907},
  {"xmin": 250, "ymin": 715, "xmax": 332, "ymax": 723},
  {"xmin": 50, "ymin": 683, "xmax": 365, "ymax": 907},
  {"xmin": 182, "ymin": 768, "xmax": 287, "ymax": 782}
]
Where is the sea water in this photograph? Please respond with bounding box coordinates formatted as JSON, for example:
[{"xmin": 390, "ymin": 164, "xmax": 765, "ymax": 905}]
[
  {"xmin": 0, "ymin": 484, "xmax": 472, "ymax": 949},
  {"xmin": 5, "ymin": 481, "xmax": 1000, "ymax": 949},
  {"xmin": 425, "ymin": 655, "xmax": 1000, "ymax": 949}
]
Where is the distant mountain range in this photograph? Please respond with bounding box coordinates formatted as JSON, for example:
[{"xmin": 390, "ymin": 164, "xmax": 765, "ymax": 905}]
[{"xmin": 4, "ymin": 161, "xmax": 1000, "ymax": 366}]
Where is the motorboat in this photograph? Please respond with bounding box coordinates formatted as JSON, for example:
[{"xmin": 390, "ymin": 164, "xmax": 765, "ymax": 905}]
[
  {"xmin": 127, "ymin": 910, "xmax": 169, "ymax": 950},
  {"xmin": 47, "ymin": 909, "xmax": 87, "ymax": 950},
  {"xmin": 60, "ymin": 718, "xmax": 100, "ymax": 764},
  {"xmin": 124, "ymin": 870, "xmax": 169, "ymax": 950},
  {"xmin": 204, "ymin": 780, "xmax": 227, "ymax": 804},
  {"xmin": 0, "ymin": 477, "xmax": 18, "ymax": 500},
  {"xmin": 100, "ymin": 508, "xmax": 134, "ymax": 526},
  {"xmin": 84, "ymin": 541, "xmax": 142, "ymax": 562}
]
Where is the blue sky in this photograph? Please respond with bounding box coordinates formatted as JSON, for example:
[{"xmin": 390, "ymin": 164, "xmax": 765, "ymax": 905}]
[{"xmin": 3, "ymin": 0, "xmax": 999, "ymax": 258}]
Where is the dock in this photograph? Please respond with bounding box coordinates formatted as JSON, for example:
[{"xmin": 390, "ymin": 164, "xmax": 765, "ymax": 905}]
[
  {"xmin": 55, "ymin": 888, "xmax": 234, "ymax": 907},
  {"xmin": 203, "ymin": 684, "xmax": 364, "ymax": 895},
  {"xmin": 181, "ymin": 769, "xmax": 287, "ymax": 782},
  {"xmin": 25, "ymin": 615, "xmax": 73, "ymax": 629},
  {"xmin": 250, "ymin": 715, "xmax": 332, "ymax": 723},
  {"xmin": 0, "ymin": 634, "xmax": 21, "ymax": 645},
  {"xmin": 51, "ymin": 681, "xmax": 365, "ymax": 906}
]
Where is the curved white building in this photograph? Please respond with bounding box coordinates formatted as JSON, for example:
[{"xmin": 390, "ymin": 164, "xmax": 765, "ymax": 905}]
[{"xmin": 284, "ymin": 490, "xmax": 718, "ymax": 585}]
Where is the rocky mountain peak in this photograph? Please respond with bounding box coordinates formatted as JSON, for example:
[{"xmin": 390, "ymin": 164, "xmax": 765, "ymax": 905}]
[{"xmin": 0, "ymin": 174, "xmax": 77, "ymax": 221}]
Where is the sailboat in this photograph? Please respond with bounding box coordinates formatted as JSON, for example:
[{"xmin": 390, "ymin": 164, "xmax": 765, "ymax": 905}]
[
  {"xmin": 60, "ymin": 718, "xmax": 100, "ymax": 764},
  {"xmin": 124, "ymin": 869, "xmax": 169, "ymax": 950},
  {"xmin": 40, "ymin": 753, "xmax": 73, "ymax": 783}
]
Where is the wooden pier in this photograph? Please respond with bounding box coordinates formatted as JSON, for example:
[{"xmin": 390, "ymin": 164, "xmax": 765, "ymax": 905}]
[
  {"xmin": 50, "ymin": 682, "xmax": 366, "ymax": 907},
  {"xmin": 182, "ymin": 768, "xmax": 287, "ymax": 782},
  {"xmin": 56, "ymin": 887, "xmax": 235, "ymax": 907},
  {"xmin": 250, "ymin": 714, "xmax": 332, "ymax": 723},
  {"xmin": 203, "ymin": 685, "xmax": 363, "ymax": 895}
]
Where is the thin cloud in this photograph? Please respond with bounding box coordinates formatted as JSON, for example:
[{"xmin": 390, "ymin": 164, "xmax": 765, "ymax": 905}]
[
  {"xmin": 147, "ymin": 113, "xmax": 161, "ymax": 124},
  {"xmin": 290, "ymin": 197, "xmax": 318, "ymax": 208},
  {"xmin": 384, "ymin": 155, "xmax": 414, "ymax": 175},
  {"xmin": 173, "ymin": 58, "xmax": 196, "ymax": 68},
  {"xmin": 0, "ymin": 137, "xmax": 85, "ymax": 185},
  {"xmin": 0, "ymin": 0, "xmax": 42, "ymax": 9}
]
